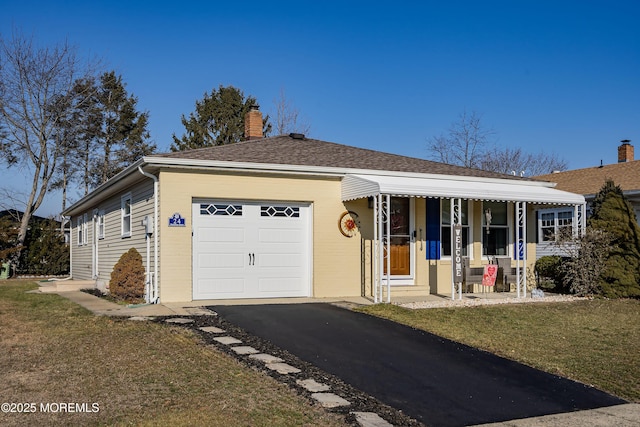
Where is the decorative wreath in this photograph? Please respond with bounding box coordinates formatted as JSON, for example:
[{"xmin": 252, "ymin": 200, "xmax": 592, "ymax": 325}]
[{"xmin": 338, "ymin": 211, "xmax": 360, "ymax": 237}]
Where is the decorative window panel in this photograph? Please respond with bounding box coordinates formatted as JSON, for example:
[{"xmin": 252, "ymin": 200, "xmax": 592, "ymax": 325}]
[
  {"xmin": 200, "ymin": 204, "xmax": 243, "ymax": 216},
  {"xmin": 260, "ymin": 206, "xmax": 300, "ymax": 218}
]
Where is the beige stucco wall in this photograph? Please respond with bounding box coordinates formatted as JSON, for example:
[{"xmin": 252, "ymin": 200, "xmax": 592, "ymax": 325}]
[{"xmin": 157, "ymin": 169, "xmax": 362, "ymax": 303}]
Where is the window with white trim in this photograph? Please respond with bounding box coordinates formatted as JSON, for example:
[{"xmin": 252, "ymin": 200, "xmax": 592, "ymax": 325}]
[
  {"xmin": 441, "ymin": 199, "xmax": 471, "ymax": 257},
  {"xmin": 82, "ymin": 213, "xmax": 88, "ymax": 245},
  {"xmin": 97, "ymin": 210, "xmax": 105, "ymax": 239},
  {"xmin": 121, "ymin": 194, "xmax": 132, "ymax": 237},
  {"xmin": 77, "ymin": 215, "xmax": 84, "ymax": 246},
  {"xmin": 538, "ymin": 208, "xmax": 574, "ymax": 242},
  {"xmin": 482, "ymin": 201, "xmax": 509, "ymax": 256}
]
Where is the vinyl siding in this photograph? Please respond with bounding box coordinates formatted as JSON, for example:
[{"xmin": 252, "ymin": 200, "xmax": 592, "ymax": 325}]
[
  {"xmin": 71, "ymin": 213, "xmax": 93, "ymax": 280},
  {"xmin": 70, "ymin": 179, "xmax": 156, "ymax": 290}
]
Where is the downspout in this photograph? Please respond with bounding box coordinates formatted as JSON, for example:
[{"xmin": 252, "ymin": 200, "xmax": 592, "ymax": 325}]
[{"xmin": 138, "ymin": 166, "xmax": 159, "ymax": 304}]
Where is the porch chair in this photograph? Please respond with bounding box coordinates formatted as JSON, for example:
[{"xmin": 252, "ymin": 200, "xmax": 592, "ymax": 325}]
[
  {"xmin": 496, "ymin": 257, "xmax": 517, "ymax": 292},
  {"xmin": 462, "ymin": 257, "xmax": 484, "ymax": 293}
]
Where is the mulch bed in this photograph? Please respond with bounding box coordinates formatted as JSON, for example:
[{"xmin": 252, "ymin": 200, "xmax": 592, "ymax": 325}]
[{"xmin": 150, "ymin": 313, "xmax": 424, "ymax": 427}]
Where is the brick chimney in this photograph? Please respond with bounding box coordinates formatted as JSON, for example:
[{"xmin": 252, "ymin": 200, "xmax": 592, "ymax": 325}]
[
  {"xmin": 618, "ymin": 139, "xmax": 634, "ymax": 163},
  {"xmin": 244, "ymin": 105, "xmax": 263, "ymax": 140}
]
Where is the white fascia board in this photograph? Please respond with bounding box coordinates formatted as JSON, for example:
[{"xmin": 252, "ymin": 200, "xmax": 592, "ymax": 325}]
[{"xmin": 62, "ymin": 158, "xmax": 146, "ymax": 216}]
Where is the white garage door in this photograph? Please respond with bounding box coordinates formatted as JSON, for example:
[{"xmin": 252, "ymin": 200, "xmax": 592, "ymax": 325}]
[{"xmin": 192, "ymin": 200, "xmax": 311, "ymax": 300}]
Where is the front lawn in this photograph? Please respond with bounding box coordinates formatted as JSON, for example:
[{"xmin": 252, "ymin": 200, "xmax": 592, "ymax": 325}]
[
  {"xmin": 359, "ymin": 299, "xmax": 640, "ymax": 402},
  {"xmin": 0, "ymin": 280, "xmax": 346, "ymax": 427}
]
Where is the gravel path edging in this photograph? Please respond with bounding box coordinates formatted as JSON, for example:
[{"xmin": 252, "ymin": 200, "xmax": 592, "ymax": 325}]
[
  {"xmin": 150, "ymin": 313, "xmax": 424, "ymax": 427},
  {"xmin": 398, "ymin": 295, "xmax": 590, "ymax": 310}
]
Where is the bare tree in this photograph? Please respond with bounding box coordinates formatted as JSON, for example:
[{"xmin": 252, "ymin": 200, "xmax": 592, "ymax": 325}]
[
  {"xmin": 273, "ymin": 88, "xmax": 311, "ymax": 136},
  {"xmin": 480, "ymin": 146, "xmax": 568, "ymax": 176},
  {"xmin": 554, "ymin": 227, "xmax": 613, "ymax": 296},
  {"xmin": 428, "ymin": 110, "xmax": 568, "ymax": 176},
  {"xmin": 427, "ymin": 110, "xmax": 495, "ymax": 168},
  {"xmin": 0, "ymin": 32, "xmax": 93, "ymax": 262}
]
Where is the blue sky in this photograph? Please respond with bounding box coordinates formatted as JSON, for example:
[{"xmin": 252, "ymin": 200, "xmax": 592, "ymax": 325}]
[{"xmin": 2, "ymin": 1, "xmax": 639, "ymax": 216}]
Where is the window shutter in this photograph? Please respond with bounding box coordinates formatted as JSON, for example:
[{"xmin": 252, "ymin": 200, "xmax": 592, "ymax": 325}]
[{"xmin": 426, "ymin": 198, "xmax": 441, "ymax": 260}]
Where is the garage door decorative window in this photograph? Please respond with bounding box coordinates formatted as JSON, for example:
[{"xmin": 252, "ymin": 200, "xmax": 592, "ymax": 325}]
[
  {"xmin": 200, "ymin": 203, "xmax": 243, "ymax": 216},
  {"xmin": 260, "ymin": 206, "xmax": 300, "ymax": 218}
]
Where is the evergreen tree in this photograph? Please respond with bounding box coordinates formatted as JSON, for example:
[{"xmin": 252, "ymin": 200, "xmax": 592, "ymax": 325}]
[
  {"xmin": 49, "ymin": 77, "xmax": 101, "ymax": 208},
  {"xmin": 0, "ymin": 216, "xmax": 22, "ymax": 267},
  {"xmin": 18, "ymin": 218, "xmax": 69, "ymax": 275},
  {"xmin": 588, "ymin": 180, "xmax": 640, "ymax": 298},
  {"xmin": 50, "ymin": 71, "xmax": 155, "ymax": 198},
  {"xmin": 92, "ymin": 71, "xmax": 155, "ymax": 187},
  {"xmin": 171, "ymin": 85, "xmax": 271, "ymax": 151}
]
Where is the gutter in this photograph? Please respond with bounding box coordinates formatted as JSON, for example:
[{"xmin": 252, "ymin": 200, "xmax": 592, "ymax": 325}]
[{"xmin": 138, "ymin": 166, "xmax": 159, "ymax": 304}]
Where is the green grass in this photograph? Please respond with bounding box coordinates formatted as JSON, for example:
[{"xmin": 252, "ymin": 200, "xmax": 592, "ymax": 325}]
[
  {"xmin": 359, "ymin": 299, "xmax": 640, "ymax": 402},
  {"xmin": 0, "ymin": 280, "xmax": 346, "ymax": 427}
]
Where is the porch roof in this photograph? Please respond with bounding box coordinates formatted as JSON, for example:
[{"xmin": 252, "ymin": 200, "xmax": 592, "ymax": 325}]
[{"xmin": 341, "ymin": 174, "xmax": 585, "ymax": 205}]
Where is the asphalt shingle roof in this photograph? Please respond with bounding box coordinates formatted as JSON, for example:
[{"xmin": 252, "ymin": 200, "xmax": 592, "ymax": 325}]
[
  {"xmin": 534, "ymin": 161, "xmax": 640, "ymax": 195},
  {"xmin": 153, "ymin": 134, "xmax": 526, "ymax": 181}
]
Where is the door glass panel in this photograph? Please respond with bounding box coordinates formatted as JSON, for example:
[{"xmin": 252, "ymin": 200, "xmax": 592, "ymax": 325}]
[{"xmin": 384, "ymin": 197, "xmax": 411, "ymax": 276}]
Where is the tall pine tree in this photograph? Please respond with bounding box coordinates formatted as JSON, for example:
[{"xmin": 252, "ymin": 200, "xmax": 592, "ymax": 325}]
[
  {"xmin": 171, "ymin": 85, "xmax": 271, "ymax": 151},
  {"xmin": 92, "ymin": 71, "xmax": 155, "ymax": 187},
  {"xmin": 588, "ymin": 180, "xmax": 640, "ymax": 298}
]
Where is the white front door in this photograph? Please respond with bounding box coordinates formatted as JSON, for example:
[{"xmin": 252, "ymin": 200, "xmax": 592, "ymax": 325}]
[
  {"xmin": 383, "ymin": 197, "xmax": 415, "ymax": 284},
  {"xmin": 192, "ymin": 201, "xmax": 311, "ymax": 300}
]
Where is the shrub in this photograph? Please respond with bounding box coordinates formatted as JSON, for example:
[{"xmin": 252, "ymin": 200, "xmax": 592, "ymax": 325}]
[
  {"xmin": 561, "ymin": 229, "xmax": 611, "ymax": 297},
  {"xmin": 534, "ymin": 256, "xmax": 567, "ymax": 293},
  {"xmin": 18, "ymin": 219, "xmax": 69, "ymax": 275},
  {"xmin": 110, "ymin": 248, "xmax": 145, "ymax": 303},
  {"xmin": 588, "ymin": 180, "xmax": 640, "ymax": 298}
]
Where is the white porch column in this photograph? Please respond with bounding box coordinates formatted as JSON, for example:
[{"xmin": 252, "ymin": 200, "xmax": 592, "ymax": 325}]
[
  {"xmin": 515, "ymin": 201, "xmax": 527, "ymax": 298},
  {"xmin": 374, "ymin": 194, "xmax": 391, "ymax": 303},
  {"xmin": 373, "ymin": 194, "xmax": 379, "ymax": 303},
  {"xmin": 450, "ymin": 198, "xmax": 463, "ymax": 300},
  {"xmin": 385, "ymin": 194, "xmax": 391, "ymax": 303}
]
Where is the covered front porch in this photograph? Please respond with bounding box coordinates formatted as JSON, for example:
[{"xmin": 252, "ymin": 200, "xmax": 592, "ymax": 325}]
[{"xmin": 341, "ymin": 173, "xmax": 586, "ymax": 303}]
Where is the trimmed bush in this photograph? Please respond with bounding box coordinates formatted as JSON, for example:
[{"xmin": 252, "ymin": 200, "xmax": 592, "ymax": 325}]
[
  {"xmin": 535, "ymin": 256, "xmax": 568, "ymax": 293},
  {"xmin": 110, "ymin": 248, "xmax": 145, "ymax": 303}
]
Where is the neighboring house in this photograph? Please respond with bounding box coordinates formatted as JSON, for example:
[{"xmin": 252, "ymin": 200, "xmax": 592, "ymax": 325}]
[
  {"xmin": 62, "ymin": 108, "xmax": 585, "ymax": 304},
  {"xmin": 534, "ymin": 141, "xmax": 640, "ymax": 259}
]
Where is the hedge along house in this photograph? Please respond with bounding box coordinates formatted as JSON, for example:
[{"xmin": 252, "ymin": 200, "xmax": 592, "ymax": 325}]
[{"xmin": 63, "ymin": 108, "xmax": 586, "ymax": 304}]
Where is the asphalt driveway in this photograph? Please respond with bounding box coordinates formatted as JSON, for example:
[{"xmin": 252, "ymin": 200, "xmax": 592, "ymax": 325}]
[{"xmin": 210, "ymin": 303, "xmax": 625, "ymax": 427}]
